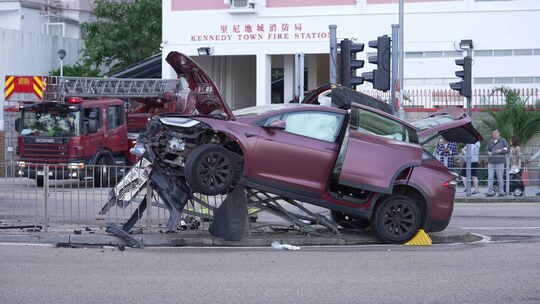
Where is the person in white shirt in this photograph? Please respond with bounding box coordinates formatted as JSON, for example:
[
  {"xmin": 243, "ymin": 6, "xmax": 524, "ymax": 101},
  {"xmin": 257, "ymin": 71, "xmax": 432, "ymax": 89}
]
[
  {"xmin": 460, "ymin": 141, "xmax": 481, "ymax": 194},
  {"xmin": 530, "ymin": 148, "xmax": 540, "ymax": 196}
]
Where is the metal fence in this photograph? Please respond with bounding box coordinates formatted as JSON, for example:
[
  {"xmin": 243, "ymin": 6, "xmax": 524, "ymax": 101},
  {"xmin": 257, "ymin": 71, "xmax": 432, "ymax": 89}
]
[
  {"xmin": 363, "ymin": 88, "xmax": 540, "ymax": 111},
  {"xmin": 440, "ymin": 151, "xmax": 540, "ymax": 198},
  {"xmin": 1, "ymin": 154, "xmax": 539, "ymax": 233},
  {"xmin": 0, "ymin": 161, "xmax": 223, "ymax": 233}
]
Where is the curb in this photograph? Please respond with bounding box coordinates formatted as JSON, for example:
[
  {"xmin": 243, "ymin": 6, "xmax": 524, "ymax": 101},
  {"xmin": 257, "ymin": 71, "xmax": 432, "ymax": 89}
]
[{"xmin": 0, "ymin": 227, "xmax": 479, "ymax": 247}]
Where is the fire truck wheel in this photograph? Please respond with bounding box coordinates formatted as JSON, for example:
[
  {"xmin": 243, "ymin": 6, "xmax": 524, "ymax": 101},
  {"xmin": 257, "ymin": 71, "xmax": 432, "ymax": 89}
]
[
  {"xmin": 36, "ymin": 176, "xmax": 44, "ymax": 187},
  {"xmin": 93, "ymin": 154, "xmax": 118, "ymax": 187}
]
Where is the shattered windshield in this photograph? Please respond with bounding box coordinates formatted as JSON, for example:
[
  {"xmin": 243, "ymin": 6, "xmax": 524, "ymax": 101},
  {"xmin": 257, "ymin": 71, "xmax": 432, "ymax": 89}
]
[{"xmin": 20, "ymin": 108, "xmax": 80, "ymax": 137}]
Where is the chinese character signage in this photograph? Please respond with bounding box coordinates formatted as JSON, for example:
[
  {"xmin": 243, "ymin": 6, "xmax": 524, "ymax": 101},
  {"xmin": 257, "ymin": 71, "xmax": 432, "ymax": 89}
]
[{"xmin": 190, "ymin": 23, "xmax": 328, "ymax": 42}]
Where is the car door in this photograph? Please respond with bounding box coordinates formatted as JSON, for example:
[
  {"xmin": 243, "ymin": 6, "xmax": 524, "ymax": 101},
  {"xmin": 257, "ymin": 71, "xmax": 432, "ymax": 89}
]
[
  {"xmin": 250, "ymin": 110, "xmax": 345, "ymax": 195},
  {"xmin": 337, "ymin": 106, "xmax": 422, "ymax": 194},
  {"xmin": 82, "ymin": 106, "xmax": 103, "ymax": 158}
]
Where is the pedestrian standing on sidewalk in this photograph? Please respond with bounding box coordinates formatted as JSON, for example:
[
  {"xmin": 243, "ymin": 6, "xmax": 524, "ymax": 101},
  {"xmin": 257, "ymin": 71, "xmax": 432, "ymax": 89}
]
[
  {"xmin": 529, "ymin": 147, "xmax": 540, "ymax": 196},
  {"xmin": 460, "ymin": 141, "xmax": 481, "ymax": 194},
  {"xmin": 434, "ymin": 138, "xmax": 458, "ymax": 170},
  {"xmin": 486, "ymin": 129, "xmax": 508, "ymax": 197}
]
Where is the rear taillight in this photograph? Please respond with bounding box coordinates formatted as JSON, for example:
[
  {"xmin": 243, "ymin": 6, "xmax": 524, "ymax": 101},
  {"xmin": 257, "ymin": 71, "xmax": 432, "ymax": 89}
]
[{"xmin": 442, "ymin": 180, "xmax": 457, "ymax": 188}]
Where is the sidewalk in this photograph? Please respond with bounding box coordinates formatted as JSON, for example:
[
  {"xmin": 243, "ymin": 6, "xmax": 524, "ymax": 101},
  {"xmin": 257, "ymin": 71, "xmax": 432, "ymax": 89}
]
[
  {"xmin": 0, "ymin": 225, "xmax": 480, "ymax": 247},
  {"xmin": 454, "ymin": 184, "xmax": 540, "ymax": 203}
]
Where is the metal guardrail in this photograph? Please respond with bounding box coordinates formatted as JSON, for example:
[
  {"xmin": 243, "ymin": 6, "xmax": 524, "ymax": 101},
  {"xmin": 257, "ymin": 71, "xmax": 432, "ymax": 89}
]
[
  {"xmin": 0, "ymin": 161, "xmax": 222, "ymax": 233},
  {"xmin": 1, "ymin": 155, "xmax": 539, "ymax": 232},
  {"xmin": 363, "ymin": 88, "xmax": 540, "ymax": 110}
]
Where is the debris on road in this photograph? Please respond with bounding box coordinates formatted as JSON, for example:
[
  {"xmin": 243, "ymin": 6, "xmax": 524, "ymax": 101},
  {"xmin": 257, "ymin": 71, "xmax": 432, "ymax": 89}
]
[{"xmin": 271, "ymin": 241, "xmax": 301, "ymax": 251}]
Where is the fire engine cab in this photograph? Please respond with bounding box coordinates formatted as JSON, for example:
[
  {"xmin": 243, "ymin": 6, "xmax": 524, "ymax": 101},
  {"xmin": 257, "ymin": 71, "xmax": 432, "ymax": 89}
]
[{"xmin": 6, "ymin": 75, "xmax": 187, "ymax": 187}]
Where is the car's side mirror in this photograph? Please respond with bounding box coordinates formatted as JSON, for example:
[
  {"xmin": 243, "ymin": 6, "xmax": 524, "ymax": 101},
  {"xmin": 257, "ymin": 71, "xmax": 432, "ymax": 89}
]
[{"xmin": 264, "ymin": 120, "xmax": 286, "ymax": 130}]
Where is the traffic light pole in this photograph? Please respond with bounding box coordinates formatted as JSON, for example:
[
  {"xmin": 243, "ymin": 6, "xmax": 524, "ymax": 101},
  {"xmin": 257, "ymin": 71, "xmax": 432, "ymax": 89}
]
[
  {"xmin": 329, "ymin": 25, "xmax": 337, "ymax": 86},
  {"xmin": 464, "ymin": 47, "xmax": 473, "ymax": 197},
  {"xmin": 391, "ymin": 24, "xmax": 400, "ymax": 116}
]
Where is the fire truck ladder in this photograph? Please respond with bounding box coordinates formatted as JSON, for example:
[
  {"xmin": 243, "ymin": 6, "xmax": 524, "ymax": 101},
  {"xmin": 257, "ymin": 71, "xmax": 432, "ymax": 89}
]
[{"xmin": 43, "ymin": 76, "xmax": 185, "ymax": 101}]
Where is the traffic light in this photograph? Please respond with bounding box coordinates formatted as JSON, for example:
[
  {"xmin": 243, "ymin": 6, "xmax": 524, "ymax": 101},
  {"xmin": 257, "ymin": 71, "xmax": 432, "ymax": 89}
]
[
  {"xmin": 339, "ymin": 39, "xmax": 365, "ymax": 89},
  {"xmin": 362, "ymin": 35, "xmax": 391, "ymax": 92},
  {"xmin": 450, "ymin": 56, "xmax": 472, "ymax": 98}
]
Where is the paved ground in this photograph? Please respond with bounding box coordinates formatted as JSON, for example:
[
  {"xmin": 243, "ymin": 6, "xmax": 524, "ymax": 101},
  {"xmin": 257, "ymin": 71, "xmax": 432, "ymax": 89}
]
[{"xmin": 0, "ymin": 203, "xmax": 539, "ymax": 304}]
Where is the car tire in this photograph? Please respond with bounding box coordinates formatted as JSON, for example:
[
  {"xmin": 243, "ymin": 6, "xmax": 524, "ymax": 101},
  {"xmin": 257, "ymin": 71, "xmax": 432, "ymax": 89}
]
[
  {"xmin": 373, "ymin": 195, "xmax": 422, "ymax": 244},
  {"xmin": 36, "ymin": 176, "xmax": 44, "ymax": 187},
  {"xmin": 184, "ymin": 144, "xmax": 240, "ymax": 196},
  {"xmin": 330, "ymin": 211, "xmax": 370, "ymax": 230}
]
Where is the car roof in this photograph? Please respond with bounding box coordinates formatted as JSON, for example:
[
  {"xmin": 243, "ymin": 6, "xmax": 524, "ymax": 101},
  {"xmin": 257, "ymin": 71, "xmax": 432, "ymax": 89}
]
[{"xmin": 233, "ymin": 103, "xmax": 346, "ymax": 118}]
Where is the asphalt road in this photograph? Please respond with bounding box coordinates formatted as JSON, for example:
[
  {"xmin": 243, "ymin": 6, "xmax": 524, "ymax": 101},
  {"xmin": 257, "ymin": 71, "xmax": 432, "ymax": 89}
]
[{"xmin": 1, "ymin": 203, "xmax": 539, "ymax": 304}]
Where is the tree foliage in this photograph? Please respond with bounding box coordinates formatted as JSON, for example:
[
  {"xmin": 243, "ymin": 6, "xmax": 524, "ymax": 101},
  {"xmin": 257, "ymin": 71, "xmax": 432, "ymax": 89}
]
[
  {"xmin": 81, "ymin": 0, "xmax": 161, "ymax": 74},
  {"xmin": 49, "ymin": 62, "xmax": 100, "ymax": 77},
  {"xmin": 481, "ymin": 87, "xmax": 540, "ymax": 145}
]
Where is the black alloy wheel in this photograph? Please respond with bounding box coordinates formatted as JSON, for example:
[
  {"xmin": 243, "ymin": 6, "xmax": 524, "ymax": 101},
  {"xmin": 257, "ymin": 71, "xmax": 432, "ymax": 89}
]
[
  {"xmin": 185, "ymin": 144, "xmax": 239, "ymax": 195},
  {"xmin": 373, "ymin": 195, "xmax": 421, "ymax": 244}
]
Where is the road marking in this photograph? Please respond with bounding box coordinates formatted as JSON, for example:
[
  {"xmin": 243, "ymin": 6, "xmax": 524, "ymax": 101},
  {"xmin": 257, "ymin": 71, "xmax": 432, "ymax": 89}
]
[
  {"xmin": 0, "ymin": 242, "xmax": 54, "ymax": 247},
  {"xmin": 462, "ymin": 226, "xmax": 540, "ymax": 230}
]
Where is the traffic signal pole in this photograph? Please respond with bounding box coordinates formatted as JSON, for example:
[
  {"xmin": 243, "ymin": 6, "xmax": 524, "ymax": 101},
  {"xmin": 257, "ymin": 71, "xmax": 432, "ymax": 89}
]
[
  {"xmin": 391, "ymin": 24, "xmax": 400, "ymax": 116},
  {"xmin": 450, "ymin": 40, "xmax": 474, "ymax": 197},
  {"xmin": 329, "ymin": 25, "xmax": 337, "ymax": 86},
  {"xmin": 465, "ymin": 46, "xmax": 473, "ymax": 197}
]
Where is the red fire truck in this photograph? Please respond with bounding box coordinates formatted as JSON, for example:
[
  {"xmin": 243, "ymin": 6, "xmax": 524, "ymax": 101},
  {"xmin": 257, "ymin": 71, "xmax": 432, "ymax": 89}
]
[{"xmin": 4, "ymin": 53, "xmax": 220, "ymax": 187}]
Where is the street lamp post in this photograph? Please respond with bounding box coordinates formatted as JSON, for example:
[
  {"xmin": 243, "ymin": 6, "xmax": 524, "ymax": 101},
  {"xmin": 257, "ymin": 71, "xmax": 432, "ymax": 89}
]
[{"xmin": 57, "ymin": 49, "xmax": 66, "ymax": 77}]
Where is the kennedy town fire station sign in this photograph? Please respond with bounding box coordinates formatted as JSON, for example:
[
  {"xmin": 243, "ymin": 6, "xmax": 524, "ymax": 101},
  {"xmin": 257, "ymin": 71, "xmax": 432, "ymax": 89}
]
[{"xmin": 190, "ymin": 23, "xmax": 329, "ymax": 42}]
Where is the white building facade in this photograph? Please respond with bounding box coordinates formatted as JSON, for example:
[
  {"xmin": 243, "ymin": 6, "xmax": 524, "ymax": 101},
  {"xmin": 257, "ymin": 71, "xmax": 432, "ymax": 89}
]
[{"xmin": 162, "ymin": 0, "xmax": 540, "ymax": 109}]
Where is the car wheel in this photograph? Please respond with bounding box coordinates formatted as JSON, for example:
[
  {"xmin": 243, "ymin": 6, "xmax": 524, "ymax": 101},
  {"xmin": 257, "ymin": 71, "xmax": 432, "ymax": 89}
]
[
  {"xmin": 330, "ymin": 211, "xmax": 370, "ymax": 230},
  {"xmin": 185, "ymin": 144, "xmax": 240, "ymax": 196},
  {"xmin": 373, "ymin": 195, "xmax": 422, "ymax": 244},
  {"xmin": 513, "ymin": 189, "xmax": 523, "ymax": 197},
  {"xmin": 36, "ymin": 176, "xmax": 44, "ymax": 187}
]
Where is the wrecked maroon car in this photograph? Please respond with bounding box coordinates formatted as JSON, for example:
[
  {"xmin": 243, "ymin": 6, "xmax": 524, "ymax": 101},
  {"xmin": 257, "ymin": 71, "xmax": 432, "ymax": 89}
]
[{"xmin": 132, "ymin": 52, "xmax": 482, "ymax": 244}]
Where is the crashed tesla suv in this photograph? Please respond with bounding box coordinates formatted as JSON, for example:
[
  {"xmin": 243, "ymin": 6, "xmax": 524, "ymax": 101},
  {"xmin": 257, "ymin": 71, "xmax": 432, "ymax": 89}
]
[{"xmin": 134, "ymin": 52, "xmax": 482, "ymax": 243}]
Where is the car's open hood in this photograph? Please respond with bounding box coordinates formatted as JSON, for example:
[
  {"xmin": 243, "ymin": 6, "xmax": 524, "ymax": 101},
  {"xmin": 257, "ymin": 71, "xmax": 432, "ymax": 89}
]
[
  {"xmin": 412, "ymin": 107, "xmax": 483, "ymax": 144},
  {"xmin": 166, "ymin": 52, "xmax": 235, "ymax": 120}
]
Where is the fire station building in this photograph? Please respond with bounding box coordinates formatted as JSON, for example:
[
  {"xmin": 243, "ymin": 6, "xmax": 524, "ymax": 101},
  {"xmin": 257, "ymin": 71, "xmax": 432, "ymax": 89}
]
[{"xmin": 162, "ymin": 0, "xmax": 540, "ymax": 109}]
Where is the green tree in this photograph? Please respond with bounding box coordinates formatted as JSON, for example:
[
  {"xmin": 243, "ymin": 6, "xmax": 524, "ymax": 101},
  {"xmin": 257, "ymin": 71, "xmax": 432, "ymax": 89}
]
[
  {"xmin": 49, "ymin": 62, "xmax": 100, "ymax": 77},
  {"xmin": 81, "ymin": 0, "xmax": 161, "ymax": 74},
  {"xmin": 481, "ymin": 87, "xmax": 540, "ymax": 145}
]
